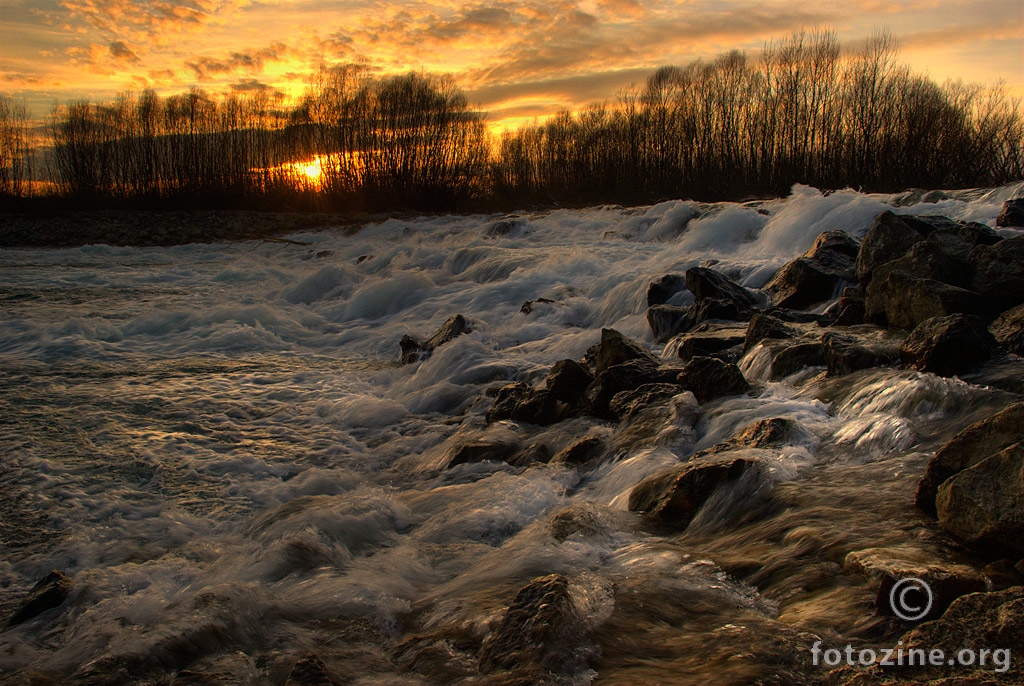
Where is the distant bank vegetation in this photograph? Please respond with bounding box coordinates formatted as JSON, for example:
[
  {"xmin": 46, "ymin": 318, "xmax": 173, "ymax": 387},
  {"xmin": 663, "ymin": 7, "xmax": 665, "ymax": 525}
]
[{"xmin": 1, "ymin": 30, "xmax": 1022, "ymax": 211}]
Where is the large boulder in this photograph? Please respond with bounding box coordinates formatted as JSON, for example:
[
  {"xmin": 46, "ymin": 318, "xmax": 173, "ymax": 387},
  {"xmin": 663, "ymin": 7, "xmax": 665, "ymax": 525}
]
[
  {"xmin": 5, "ymin": 570, "xmax": 73, "ymax": 627},
  {"xmin": 544, "ymin": 359, "xmax": 594, "ymax": 404},
  {"xmin": 586, "ymin": 328, "xmax": 659, "ymax": 373},
  {"xmin": 863, "ymin": 241, "xmax": 971, "ymax": 324},
  {"xmin": 647, "ymin": 304, "xmax": 689, "ymax": 344},
  {"xmin": 550, "ymin": 436, "xmax": 606, "ymax": 465},
  {"xmin": 927, "ymin": 220, "xmax": 1001, "ymax": 260},
  {"xmin": 878, "ymin": 272, "xmax": 991, "ymax": 330},
  {"xmin": 821, "ymin": 331, "xmax": 897, "ymax": 376},
  {"xmin": 609, "ymin": 383, "xmax": 686, "ymax": 421},
  {"xmin": 763, "ymin": 230, "xmax": 860, "ymax": 309},
  {"xmin": 996, "ymin": 198, "xmax": 1024, "ymax": 227},
  {"xmin": 936, "ymin": 441, "xmax": 1024, "ymax": 555},
  {"xmin": 768, "ymin": 340, "xmax": 826, "ymax": 380},
  {"xmin": 586, "ymin": 359, "xmax": 682, "ymax": 417},
  {"xmin": 663, "ymin": 324, "xmax": 746, "ymax": 362},
  {"xmin": 991, "ymin": 304, "xmax": 1024, "ymax": 356},
  {"xmin": 855, "ymin": 211, "xmax": 929, "ymax": 287},
  {"xmin": 899, "ymin": 314, "xmax": 996, "ymax": 377},
  {"xmin": 646, "ymin": 274, "xmax": 688, "ymax": 306},
  {"xmin": 968, "ymin": 235, "xmax": 1024, "ymax": 310},
  {"xmin": 916, "ymin": 402, "xmax": 1024, "ymax": 517},
  {"xmin": 486, "ymin": 382, "xmax": 559, "ymax": 425},
  {"xmin": 628, "ymin": 456, "xmax": 761, "ymax": 529},
  {"xmin": 744, "ymin": 313, "xmax": 799, "ymax": 352},
  {"xmin": 676, "ymin": 356, "xmax": 750, "ymax": 403},
  {"xmin": 648, "ymin": 299, "xmax": 748, "ymax": 344},
  {"xmin": 685, "ymin": 266, "xmax": 757, "ymax": 310}
]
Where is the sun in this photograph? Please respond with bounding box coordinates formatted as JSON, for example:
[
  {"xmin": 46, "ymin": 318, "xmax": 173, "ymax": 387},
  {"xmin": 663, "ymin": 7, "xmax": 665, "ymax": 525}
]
[{"xmin": 299, "ymin": 157, "xmax": 323, "ymax": 182}]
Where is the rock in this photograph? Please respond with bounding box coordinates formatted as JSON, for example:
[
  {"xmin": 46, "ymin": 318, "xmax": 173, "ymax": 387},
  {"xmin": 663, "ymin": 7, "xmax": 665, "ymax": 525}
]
[
  {"xmin": 744, "ymin": 313, "xmax": 799, "ymax": 352},
  {"xmin": 928, "ymin": 220, "xmax": 1002, "ymax": 260},
  {"xmin": 821, "ymin": 331, "xmax": 893, "ymax": 376},
  {"xmin": 646, "ymin": 274, "xmax": 688, "ymax": 306},
  {"xmin": 520, "ymin": 297, "xmax": 554, "ymax": 314},
  {"xmin": 685, "ymin": 267, "xmax": 757, "ymax": 309},
  {"xmin": 676, "ymin": 356, "xmax": 750, "ymax": 403},
  {"xmin": 628, "ymin": 456, "xmax": 760, "ymax": 529},
  {"xmin": 916, "ymin": 402, "xmax": 1024, "ymax": 517},
  {"xmin": 733, "ymin": 417, "xmax": 803, "ymax": 448},
  {"xmin": 485, "ymin": 382, "xmax": 559, "ymax": 425},
  {"xmin": 855, "ymin": 211, "xmax": 928, "ymax": 287},
  {"xmin": 844, "ymin": 548, "xmax": 989, "ymax": 621},
  {"xmin": 479, "ymin": 574, "xmax": 578, "ymax": 673},
  {"xmin": 508, "ymin": 442, "xmax": 551, "ymax": 468},
  {"xmin": 550, "ymin": 437, "xmax": 605, "ymax": 465},
  {"xmin": 6, "ymin": 570, "xmax": 73, "ymax": 627},
  {"xmin": 648, "ymin": 299, "xmax": 748, "ymax": 344},
  {"xmin": 586, "ymin": 328, "xmax": 659, "ymax": 374},
  {"xmin": 996, "ymin": 198, "xmax": 1024, "ymax": 227},
  {"xmin": 544, "ymin": 359, "xmax": 594, "ymax": 404},
  {"xmin": 969, "ymin": 235, "xmax": 1024, "ymax": 310},
  {"xmin": 663, "ymin": 325, "xmax": 746, "ymax": 362},
  {"xmin": 646, "ymin": 304, "xmax": 689, "ymax": 343},
  {"xmin": 764, "ymin": 230, "xmax": 860, "ymax": 309},
  {"xmin": 768, "ymin": 341, "xmax": 826, "ymax": 380},
  {"xmin": 879, "ymin": 272, "xmax": 991, "ymax": 330},
  {"xmin": 486, "ymin": 218, "xmax": 526, "ymax": 237},
  {"xmin": 547, "ymin": 504, "xmax": 610, "ymax": 541},
  {"xmin": 399, "ymin": 315, "xmax": 472, "ymax": 364},
  {"xmin": 936, "ymin": 441, "xmax": 1024, "ymax": 555},
  {"xmin": 444, "ymin": 441, "xmax": 520, "ymax": 468},
  {"xmin": 899, "ymin": 314, "xmax": 996, "ymax": 377},
  {"xmin": 609, "ymin": 383, "xmax": 685, "ymax": 420},
  {"xmin": 991, "ymin": 304, "xmax": 1024, "ymax": 355},
  {"xmin": 285, "ymin": 653, "xmax": 337, "ymax": 686},
  {"xmin": 864, "ymin": 241, "xmax": 972, "ymax": 324},
  {"xmin": 585, "ymin": 359, "xmax": 682, "ymax": 417},
  {"xmin": 831, "ymin": 286, "xmax": 865, "ymax": 326}
]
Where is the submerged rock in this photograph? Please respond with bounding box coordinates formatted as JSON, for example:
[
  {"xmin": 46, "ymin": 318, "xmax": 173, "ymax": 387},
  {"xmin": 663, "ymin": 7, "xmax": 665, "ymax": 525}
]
[
  {"xmin": 550, "ymin": 436, "xmax": 606, "ymax": 465},
  {"xmin": 609, "ymin": 383, "xmax": 685, "ymax": 421},
  {"xmin": 916, "ymin": 402, "xmax": 1024, "ymax": 517},
  {"xmin": 764, "ymin": 230, "xmax": 860, "ymax": 309},
  {"xmin": 400, "ymin": 314, "xmax": 472, "ymax": 364},
  {"xmin": 5, "ymin": 570, "xmax": 73, "ymax": 627},
  {"xmin": 899, "ymin": 313, "xmax": 996, "ymax": 377},
  {"xmin": 285, "ymin": 653, "xmax": 337, "ymax": 686}
]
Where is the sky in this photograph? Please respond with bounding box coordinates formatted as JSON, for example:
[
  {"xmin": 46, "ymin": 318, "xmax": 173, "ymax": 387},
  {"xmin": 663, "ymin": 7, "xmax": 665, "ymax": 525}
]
[{"xmin": 1, "ymin": 0, "xmax": 1022, "ymax": 132}]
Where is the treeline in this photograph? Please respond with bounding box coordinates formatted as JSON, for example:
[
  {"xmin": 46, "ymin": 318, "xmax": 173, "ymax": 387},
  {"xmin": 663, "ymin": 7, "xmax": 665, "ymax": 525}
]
[{"xmin": 2, "ymin": 30, "xmax": 1023, "ymax": 211}]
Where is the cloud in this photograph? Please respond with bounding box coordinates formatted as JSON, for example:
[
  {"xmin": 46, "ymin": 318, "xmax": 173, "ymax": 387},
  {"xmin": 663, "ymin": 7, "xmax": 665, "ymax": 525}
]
[
  {"xmin": 185, "ymin": 42, "xmax": 290, "ymax": 80},
  {"xmin": 109, "ymin": 40, "xmax": 140, "ymax": 63},
  {"xmin": 54, "ymin": 0, "xmax": 252, "ymax": 42}
]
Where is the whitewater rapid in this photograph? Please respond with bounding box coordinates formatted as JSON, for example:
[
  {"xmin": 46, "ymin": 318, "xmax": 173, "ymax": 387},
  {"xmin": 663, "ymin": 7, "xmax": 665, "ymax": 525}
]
[{"xmin": 1, "ymin": 183, "xmax": 1022, "ymax": 684}]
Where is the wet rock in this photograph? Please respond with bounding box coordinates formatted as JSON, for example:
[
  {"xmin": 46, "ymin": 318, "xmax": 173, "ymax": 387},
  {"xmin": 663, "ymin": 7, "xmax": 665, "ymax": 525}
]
[
  {"xmin": 996, "ymin": 198, "xmax": 1024, "ymax": 227},
  {"xmin": 733, "ymin": 417, "xmax": 803, "ymax": 448},
  {"xmin": 936, "ymin": 441, "xmax": 1024, "ymax": 556},
  {"xmin": 479, "ymin": 574, "xmax": 578, "ymax": 673},
  {"xmin": 844, "ymin": 548, "xmax": 989, "ymax": 621},
  {"xmin": 647, "ymin": 304, "xmax": 689, "ymax": 343},
  {"xmin": 676, "ymin": 356, "xmax": 750, "ymax": 403},
  {"xmin": 664, "ymin": 324, "xmax": 747, "ymax": 362},
  {"xmin": 855, "ymin": 211, "xmax": 929, "ymax": 287},
  {"xmin": 685, "ymin": 266, "xmax": 757, "ymax": 309},
  {"xmin": 968, "ymin": 235, "xmax": 1024, "ymax": 310},
  {"xmin": 285, "ymin": 653, "xmax": 338, "ymax": 686},
  {"xmin": 648, "ymin": 299, "xmax": 748, "ymax": 344},
  {"xmin": 544, "ymin": 359, "xmax": 594, "ymax": 404},
  {"xmin": 547, "ymin": 504, "xmax": 610, "ymax": 541},
  {"xmin": 520, "ymin": 297, "xmax": 554, "ymax": 314},
  {"xmin": 821, "ymin": 331, "xmax": 894, "ymax": 376},
  {"xmin": 586, "ymin": 328, "xmax": 659, "ymax": 374},
  {"xmin": 444, "ymin": 441, "xmax": 520, "ymax": 468},
  {"xmin": 769, "ymin": 341, "xmax": 826, "ymax": 380},
  {"xmin": 393, "ymin": 632, "xmax": 478, "ymax": 683},
  {"xmin": 5, "ymin": 570, "xmax": 73, "ymax": 627},
  {"xmin": 485, "ymin": 382, "xmax": 559, "ymax": 426},
  {"xmin": 899, "ymin": 314, "xmax": 996, "ymax": 377},
  {"xmin": 744, "ymin": 313, "xmax": 799, "ymax": 352},
  {"xmin": 916, "ymin": 402, "xmax": 1024, "ymax": 517},
  {"xmin": 864, "ymin": 241, "xmax": 972, "ymax": 324},
  {"xmin": 550, "ymin": 437, "xmax": 606, "ymax": 465},
  {"xmin": 628, "ymin": 456, "xmax": 760, "ymax": 529},
  {"xmin": 585, "ymin": 359, "xmax": 682, "ymax": 417},
  {"xmin": 879, "ymin": 272, "xmax": 991, "ymax": 330},
  {"xmin": 831, "ymin": 286, "xmax": 866, "ymax": 326},
  {"xmin": 646, "ymin": 274, "xmax": 688, "ymax": 306},
  {"xmin": 609, "ymin": 383, "xmax": 685, "ymax": 420},
  {"xmin": 764, "ymin": 230, "xmax": 860, "ymax": 309},
  {"xmin": 991, "ymin": 304, "xmax": 1024, "ymax": 355},
  {"xmin": 486, "ymin": 217, "xmax": 526, "ymax": 237},
  {"xmin": 508, "ymin": 442, "xmax": 551, "ymax": 468},
  {"xmin": 399, "ymin": 314, "xmax": 472, "ymax": 364},
  {"xmin": 928, "ymin": 220, "xmax": 1002, "ymax": 260}
]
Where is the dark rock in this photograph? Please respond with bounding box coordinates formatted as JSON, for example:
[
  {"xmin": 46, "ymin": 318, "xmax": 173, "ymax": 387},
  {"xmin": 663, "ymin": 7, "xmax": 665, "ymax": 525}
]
[
  {"xmin": 479, "ymin": 574, "xmax": 578, "ymax": 673},
  {"xmin": 486, "ymin": 383, "xmax": 559, "ymax": 426},
  {"xmin": 899, "ymin": 314, "xmax": 996, "ymax": 376},
  {"xmin": 520, "ymin": 297, "xmax": 554, "ymax": 314},
  {"xmin": 991, "ymin": 304, "xmax": 1024, "ymax": 355},
  {"xmin": 550, "ymin": 437, "xmax": 605, "ymax": 465},
  {"xmin": 676, "ymin": 356, "xmax": 750, "ymax": 403},
  {"xmin": 586, "ymin": 328, "xmax": 659, "ymax": 374},
  {"xmin": 285, "ymin": 653, "xmax": 337, "ymax": 686},
  {"xmin": 855, "ymin": 211, "xmax": 929, "ymax": 287},
  {"xmin": 646, "ymin": 304, "xmax": 689, "ymax": 343},
  {"xmin": 733, "ymin": 417, "xmax": 802, "ymax": 448},
  {"xmin": 768, "ymin": 341, "xmax": 826, "ymax": 380},
  {"xmin": 508, "ymin": 443, "xmax": 551, "ymax": 468},
  {"xmin": 684, "ymin": 267, "xmax": 757, "ymax": 309},
  {"xmin": 628, "ymin": 456, "xmax": 760, "ymax": 529},
  {"xmin": 969, "ymin": 235, "xmax": 1024, "ymax": 310},
  {"xmin": 937, "ymin": 441, "xmax": 1024, "ymax": 555},
  {"xmin": 646, "ymin": 274, "xmax": 688, "ymax": 306},
  {"xmin": 6, "ymin": 570, "xmax": 73, "ymax": 627},
  {"xmin": 864, "ymin": 241, "xmax": 972, "ymax": 324},
  {"xmin": 547, "ymin": 504, "xmax": 609, "ymax": 542},
  {"xmin": 763, "ymin": 230, "xmax": 859, "ymax": 309},
  {"xmin": 444, "ymin": 441, "xmax": 520, "ymax": 468},
  {"xmin": 844, "ymin": 548, "xmax": 989, "ymax": 622},
  {"xmin": 585, "ymin": 359, "xmax": 681, "ymax": 417},
  {"xmin": 928, "ymin": 220, "xmax": 1002, "ymax": 260},
  {"xmin": 879, "ymin": 272, "xmax": 991, "ymax": 330},
  {"xmin": 821, "ymin": 331, "xmax": 895, "ymax": 376},
  {"xmin": 400, "ymin": 315, "xmax": 472, "ymax": 364},
  {"xmin": 664, "ymin": 325, "xmax": 746, "ymax": 362},
  {"xmin": 916, "ymin": 402, "xmax": 1024, "ymax": 517},
  {"xmin": 544, "ymin": 359, "xmax": 594, "ymax": 404},
  {"xmin": 648, "ymin": 299, "xmax": 749, "ymax": 344},
  {"xmin": 609, "ymin": 383, "xmax": 685, "ymax": 420},
  {"xmin": 486, "ymin": 218, "xmax": 525, "ymax": 237},
  {"xmin": 744, "ymin": 313, "xmax": 799, "ymax": 352},
  {"xmin": 831, "ymin": 286, "xmax": 865, "ymax": 326},
  {"xmin": 996, "ymin": 198, "xmax": 1024, "ymax": 227}
]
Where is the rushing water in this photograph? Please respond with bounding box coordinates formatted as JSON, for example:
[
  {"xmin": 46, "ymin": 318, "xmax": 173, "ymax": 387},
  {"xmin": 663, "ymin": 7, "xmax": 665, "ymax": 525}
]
[{"xmin": 1, "ymin": 184, "xmax": 1022, "ymax": 685}]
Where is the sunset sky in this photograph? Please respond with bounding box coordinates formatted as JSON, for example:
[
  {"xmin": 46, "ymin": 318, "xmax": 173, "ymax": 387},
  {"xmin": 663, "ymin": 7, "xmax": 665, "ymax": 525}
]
[{"xmin": 1, "ymin": 0, "xmax": 1022, "ymax": 131}]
